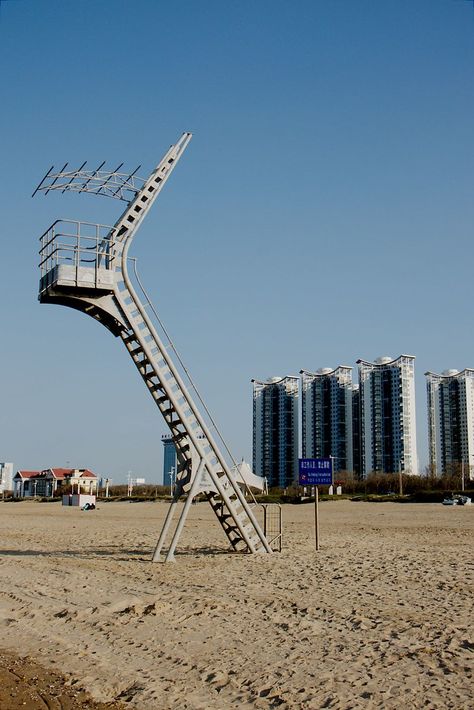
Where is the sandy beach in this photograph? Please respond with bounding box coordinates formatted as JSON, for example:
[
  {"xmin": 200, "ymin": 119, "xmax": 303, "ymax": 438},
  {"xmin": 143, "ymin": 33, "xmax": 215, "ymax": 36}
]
[{"xmin": 0, "ymin": 499, "xmax": 472, "ymax": 709}]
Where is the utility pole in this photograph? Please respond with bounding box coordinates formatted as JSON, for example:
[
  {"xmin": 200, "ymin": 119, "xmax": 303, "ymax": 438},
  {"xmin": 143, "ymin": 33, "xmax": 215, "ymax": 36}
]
[{"xmin": 314, "ymin": 487, "xmax": 320, "ymax": 551}]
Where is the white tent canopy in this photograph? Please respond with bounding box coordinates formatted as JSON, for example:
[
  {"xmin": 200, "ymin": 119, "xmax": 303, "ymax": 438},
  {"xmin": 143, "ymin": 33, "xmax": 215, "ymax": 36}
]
[{"xmin": 230, "ymin": 460, "xmax": 267, "ymax": 493}]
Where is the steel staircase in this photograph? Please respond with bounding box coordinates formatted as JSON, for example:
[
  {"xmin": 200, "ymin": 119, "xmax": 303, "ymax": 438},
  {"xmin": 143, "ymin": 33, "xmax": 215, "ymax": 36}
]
[{"xmin": 36, "ymin": 132, "xmax": 272, "ymax": 561}]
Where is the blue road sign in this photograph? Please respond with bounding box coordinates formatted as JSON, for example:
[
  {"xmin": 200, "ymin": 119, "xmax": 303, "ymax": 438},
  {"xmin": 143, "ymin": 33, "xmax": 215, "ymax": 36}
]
[{"xmin": 298, "ymin": 458, "xmax": 333, "ymax": 486}]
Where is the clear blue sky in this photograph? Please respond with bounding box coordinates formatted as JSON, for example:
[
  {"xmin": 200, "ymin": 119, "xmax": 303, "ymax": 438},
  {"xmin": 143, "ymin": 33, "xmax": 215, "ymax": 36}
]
[{"xmin": 1, "ymin": 0, "xmax": 473, "ymax": 481}]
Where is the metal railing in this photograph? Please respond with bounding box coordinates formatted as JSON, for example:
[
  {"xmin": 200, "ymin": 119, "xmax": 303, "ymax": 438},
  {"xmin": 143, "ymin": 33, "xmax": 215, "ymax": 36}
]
[
  {"xmin": 260, "ymin": 503, "xmax": 282, "ymax": 551},
  {"xmin": 39, "ymin": 219, "xmax": 117, "ymax": 277}
]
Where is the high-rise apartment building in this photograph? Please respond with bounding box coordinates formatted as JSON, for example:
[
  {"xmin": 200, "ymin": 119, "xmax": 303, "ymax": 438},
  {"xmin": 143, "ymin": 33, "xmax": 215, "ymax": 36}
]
[
  {"xmin": 300, "ymin": 366, "xmax": 354, "ymax": 473},
  {"xmin": 357, "ymin": 355, "xmax": 417, "ymax": 476},
  {"xmin": 0, "ymin": 463, "xmax": 13, "ymax": 494},
  {"xmin": 351, "ymin": 385, "xmax": 361, "ymax": 478},
  {"xmin": 425, "ymin": 368, "xmax": 474, "ymax": 479},
  {"xmin": 162, "ymin": 434, "xmax": 177, "ymax": 487},
  {"xmin": 252, "ymin": 376, "xmax": 299, "ymax": 488}
]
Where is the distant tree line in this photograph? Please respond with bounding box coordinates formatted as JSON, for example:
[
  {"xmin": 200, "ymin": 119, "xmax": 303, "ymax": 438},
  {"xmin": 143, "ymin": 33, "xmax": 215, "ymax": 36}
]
[{"xmin": 3, "ymin": 470, "xmax": 472, "ymax": 502}]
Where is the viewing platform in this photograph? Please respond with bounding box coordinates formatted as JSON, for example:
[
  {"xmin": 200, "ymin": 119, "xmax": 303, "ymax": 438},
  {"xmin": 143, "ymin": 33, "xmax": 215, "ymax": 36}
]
[{"xmin": 39, "ymin": 219, "xmax": 117, "ymax": 297}]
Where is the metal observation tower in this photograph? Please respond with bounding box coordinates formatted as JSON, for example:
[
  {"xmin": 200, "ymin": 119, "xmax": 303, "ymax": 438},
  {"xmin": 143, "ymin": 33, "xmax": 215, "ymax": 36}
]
[{"xmin": 35, "ymin": 133, "xmax": 272, "ymax": 561}]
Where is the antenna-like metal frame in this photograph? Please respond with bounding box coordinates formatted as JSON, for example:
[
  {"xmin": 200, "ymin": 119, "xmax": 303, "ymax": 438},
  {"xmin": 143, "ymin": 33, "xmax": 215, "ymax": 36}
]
[{"xmin": 32, "ymin": 162, "xmax": 145, "ymax": 201}]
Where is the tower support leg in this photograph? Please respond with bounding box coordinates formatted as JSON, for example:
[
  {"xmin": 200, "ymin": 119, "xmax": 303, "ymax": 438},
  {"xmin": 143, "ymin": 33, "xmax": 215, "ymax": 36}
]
[
  {"xmin": 151, "ymin": 495, "xmax": 180, "ymax": 562},
  {"xmin": 163, "ymin": 460, "xmax": 205, "ymax": 562}
]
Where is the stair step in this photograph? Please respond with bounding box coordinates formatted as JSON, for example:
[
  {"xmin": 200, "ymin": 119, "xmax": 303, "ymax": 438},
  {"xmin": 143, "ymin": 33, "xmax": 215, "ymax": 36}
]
[
  {"xmin": 162, "ymin": 406, "xmax": 177, "ymax": 418},
  {"xmin": 144, "ymin": 371, "xmax": 159, "ymax": 381}
]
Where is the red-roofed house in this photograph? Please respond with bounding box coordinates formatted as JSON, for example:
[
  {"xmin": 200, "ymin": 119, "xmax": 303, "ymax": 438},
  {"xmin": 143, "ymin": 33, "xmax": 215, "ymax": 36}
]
[
  {"xmin": 13, "ymin": 471, "xmax": 40, "ymax": 498},
  {"xmin": 14, "ymin": 468, "xmax": 98, "ymax": 498}
]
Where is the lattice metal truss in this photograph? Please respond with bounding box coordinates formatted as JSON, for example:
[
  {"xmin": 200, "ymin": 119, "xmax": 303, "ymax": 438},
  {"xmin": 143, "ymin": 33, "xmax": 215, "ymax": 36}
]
[{"xmin": 32, "ymin": 161, "xmax": 145, "ymax": 202}]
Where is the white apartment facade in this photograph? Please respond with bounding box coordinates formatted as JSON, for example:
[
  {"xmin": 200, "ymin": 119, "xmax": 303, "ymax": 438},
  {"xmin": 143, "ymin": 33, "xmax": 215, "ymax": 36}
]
[
  {"xmin": 425, "ymin": 368, "xmax": 474, "ymax": 479},
  {"xmin": 357, "ymin": 355, "xmax": 418, "ymax": 476},
  {"xmin": 0, "ymin": 462, "xmax": 13, "ymax": 494},
  {"xmin": 252, "ymin": 375, "xmax": 299, "ymax": 488},
  {"xmin": 301, "ymin": 366, "xmax": 354, "ymax": 473}
]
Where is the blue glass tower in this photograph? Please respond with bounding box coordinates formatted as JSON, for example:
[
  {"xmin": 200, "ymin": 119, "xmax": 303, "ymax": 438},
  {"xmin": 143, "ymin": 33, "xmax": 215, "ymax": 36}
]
[{"xmin": 162, "ymin": 434, "xmax": 177, "ymax": 487}]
